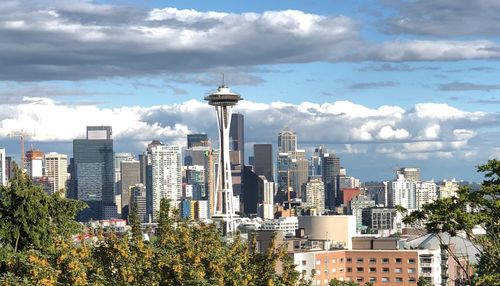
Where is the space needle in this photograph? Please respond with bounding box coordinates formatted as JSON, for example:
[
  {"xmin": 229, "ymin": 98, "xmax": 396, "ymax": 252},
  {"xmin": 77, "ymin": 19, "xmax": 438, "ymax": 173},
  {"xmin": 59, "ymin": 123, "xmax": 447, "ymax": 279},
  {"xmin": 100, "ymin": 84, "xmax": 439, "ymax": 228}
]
[{"xmin": 205, "ymin": 83, "xmax": 242, "ymax": 235}]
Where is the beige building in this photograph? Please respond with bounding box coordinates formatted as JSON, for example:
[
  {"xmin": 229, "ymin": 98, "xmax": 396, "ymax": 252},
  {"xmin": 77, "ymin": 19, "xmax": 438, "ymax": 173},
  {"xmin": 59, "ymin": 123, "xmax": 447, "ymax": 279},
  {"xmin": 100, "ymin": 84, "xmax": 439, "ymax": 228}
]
[
  {"xmin": 438, "ymin": 179, "xmax": 459, "ymax": 198},
  {"xmin": 44, "ymin": 152, "xmax": 68, "ymax": 196},
  {"xmin": 302, "ymin": 177, "xmax": 325, "ymax": 213},
  {"xmin": 298, "ymin": 215, "xmax": 356, "ymax": 249}
]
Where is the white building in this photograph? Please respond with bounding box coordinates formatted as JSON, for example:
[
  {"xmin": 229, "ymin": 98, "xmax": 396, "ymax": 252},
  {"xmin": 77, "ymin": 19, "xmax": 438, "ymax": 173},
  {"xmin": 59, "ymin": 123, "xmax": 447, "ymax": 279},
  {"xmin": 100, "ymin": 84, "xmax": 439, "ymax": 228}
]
[
  {"xmin": 390, "ymin": 174, "xmax": 417, "ymax": 210},
  {"xmin": 258, "ymin": 176, "xmax": 275, "ymax": 220},
  {"xmin": 0, "ymin": 148, "xmax": 5, "ymax": 186},
  {"xmin": 260, "ymin": 216, "xmax": 299, "ymax": 236},
  {"xmin": 196, "ymin": 200, "xmax": 209, "ymax": 220},
  {"xmin": 417, "ymin": 180, "xmax": 438, "ymax": 209},
  {"xmin": 148, "ymin": 145, "xmax": 182, "ymax": 220},
  {"xmin": 26, "ymin": 149, "xmax": 44, "ymax": 179},
  {"xmin": 44, "ymin": 152, "xmax": 68, "ymax": 196}
]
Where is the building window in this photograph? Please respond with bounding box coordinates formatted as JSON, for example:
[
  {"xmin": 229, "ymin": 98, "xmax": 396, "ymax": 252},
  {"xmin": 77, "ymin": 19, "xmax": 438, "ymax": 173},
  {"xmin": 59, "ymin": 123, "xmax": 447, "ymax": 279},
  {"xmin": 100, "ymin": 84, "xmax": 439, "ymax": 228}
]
[
  {"xmin": 339, "ymin": 268, "xmax": 344, "ymax": 272},
  {"xmin": 395, "ymin": 258, "xmax": 402, "ymax": 264},
  {"xmin": 381, "ymin": 277, "xmax": 389, "ymax": 283},
  {"xmin": 369, "ymin": 277, "xmax": 377, "ymax": 282},
  {"xmin": 382, "ymin": 267, "xmax": 389, "ymax": 273},
  {"xmin": 356, "ymin": 277, "xmax": 364, "ymax": 283},
  {"xmin": 316, "ymin": 260, "xmax": 321, "ymax": 265},
  {"xmin": 356, "ymin": 267, "xmax": 364, "ymax": 273},
  {"xmin": 408, "ymin": 268, "xmax": 416, "ymax": 274},
  {"xmin": 369, "ymin": 258, "xmax": 376, "ymax": 264},
  {"xmin": 332, "ymin": 268, "xmax": 336, "ymax": 273},
  {"xmin": 346, "ymin": 257, "xmax": 352, "ymax": 263},
  {"xmin": 395, "ymin": 277, "xmax": 403, "ymax": 283},
  {"xmin": 347, "ymin": 267, "xmax": 352, "ymax": 273},
  {"xmin": 408, "ymin": 258, "xmax": 416, "ymax": 264},
  {"xmin": 332, "ymin": 258, "xmax": 337, "ymax": 264},
  {"xmin": 356, "ymin": 258, "xmax": 364, "ymax": 264},
  {"xmin": 382, "ymin": 258, "xmax": 389, "ymax": 264},
  {"xmin": 369, "ymin": 267, "xmax": 376, "ymax": 273},
  {"xmin": 302, "ymin": 260, "xmax": 307, "ymax": 266},
  {"xmin": 340, "ymin": 258, "xmax": 344, "ymax": 263},
  {"xmin": 395, "ymin": 268, "xmax": 402, "ymax": 273},
  {"xmin": 408, "ymin": 277, "xmax": 417, "ymax": 283}
]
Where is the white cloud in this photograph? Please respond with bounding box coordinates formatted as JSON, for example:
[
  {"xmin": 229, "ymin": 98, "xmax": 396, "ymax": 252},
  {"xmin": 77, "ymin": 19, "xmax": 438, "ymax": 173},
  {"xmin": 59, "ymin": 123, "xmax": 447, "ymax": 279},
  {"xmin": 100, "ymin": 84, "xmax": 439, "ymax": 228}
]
[{"xmin": 0, "ymin": 97, "xmax": 496, "ymax": 162}]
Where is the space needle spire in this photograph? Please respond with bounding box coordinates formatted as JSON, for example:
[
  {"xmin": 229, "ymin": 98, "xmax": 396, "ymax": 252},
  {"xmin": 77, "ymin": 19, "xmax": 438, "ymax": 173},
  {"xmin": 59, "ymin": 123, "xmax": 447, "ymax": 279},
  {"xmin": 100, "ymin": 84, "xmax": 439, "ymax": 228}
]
[{"xmin": 204, "ymin": 83, "xmax": 242, "ymax": 235}]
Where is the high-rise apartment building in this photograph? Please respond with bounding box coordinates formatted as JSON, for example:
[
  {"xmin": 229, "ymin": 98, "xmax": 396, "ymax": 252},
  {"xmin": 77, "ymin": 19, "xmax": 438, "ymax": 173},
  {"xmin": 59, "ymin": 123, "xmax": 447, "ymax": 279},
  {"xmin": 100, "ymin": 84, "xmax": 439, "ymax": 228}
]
[
  {"xmin": 253, "ymin": 144, "xmax": 273, "ymax": 182},
  {"xmin": 416, "ymin": 180, "xmax": 437, "ymax": 209},
  {"xmin": 302, "ymin": 176, "xmax": 325, "ymax": 213},
  {"xmin": 146, "ymin": 144, "xmax": 182, "ymax": 221},
  {"xmin": 229, "ymin": 113, "xmax": 244, "ymax": 166},
  {"xmin": 390, "ymin": 174, "xmax": 417, "ymax": 210},
  {"xmin": 44, "ymin": 152, "xmax": 68, "ymax": 196},
  {"xmin": 120, "ymin": 159, "xmax": 140, "ymax": 218},
  {"xmin": 73, "ymin": 126, "xmax": 116, "ymax": 221},
  {"xmin": 0, "ymin": 148, "xmax": 6, "ymax": 186},
  {"xmin": 187, "ymin": 133, "xmax": 209, "ymax": 148},
  {"xmin": 26, "ymin": 149, "xmax": 44, "ymax": 179}
]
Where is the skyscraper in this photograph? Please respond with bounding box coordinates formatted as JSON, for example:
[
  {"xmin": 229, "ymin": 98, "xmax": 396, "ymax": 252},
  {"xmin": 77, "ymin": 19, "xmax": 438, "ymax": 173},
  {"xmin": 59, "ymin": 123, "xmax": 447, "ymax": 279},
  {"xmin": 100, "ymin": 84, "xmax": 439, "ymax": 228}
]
[
  {"xmin": 120, "ymin": 159, "xmax": 140, "ymax": 218},
  {"xmin": 186, "ymin": 165, "xmax": 206, "ymax": 200},
  {"xmin": 146, "ymin": 144, "xmax": 182, "ymax": 221},
  {"xmin": 242, "ymin": 166, "xmax": 275, "ymax": 216},
  {"xmin": 229, "ymin": 113, "xmax": 244, "ymax": 166},
  {"xmin": 187, "ymin": 133, "xmax": 209, "ymax": 148},
  {"xmin": 322, "ymin": 152, "xmax": 340, "ymax": 209},
  {"xmin": 0, "ymin": 148, "xmax": 5, "ymax": 186},
  {"xmin": 73, "ymin": 126, "xmax": 116, "ymax": 221},
  {"xmin": 289, "ymin": 150, "xmax": 308, "ymax": 199},
  {"xmin": 253, "ymin": 144, "xmax": 273, "ymax": 182},
  {"xmin": 310, "ymin": 146, "xmax": 324, "ymax": 176},
  {"xmin": 277, "ymin": 128, "xmax": 299, "ymax": 204},
  {"xmin": 44, "ymin": 152, "xmax": 68, "ymax": 196},
  {"xmin": 205, "ymin": 84, "xmax": 242, "ymax": 235},
  {"xmin": 130, "ymin": 184, "xmax": 147, "ymax": 223},
  {"xmin": 278, "ymin": 129, "xmax": 297, "ymax": 153}
]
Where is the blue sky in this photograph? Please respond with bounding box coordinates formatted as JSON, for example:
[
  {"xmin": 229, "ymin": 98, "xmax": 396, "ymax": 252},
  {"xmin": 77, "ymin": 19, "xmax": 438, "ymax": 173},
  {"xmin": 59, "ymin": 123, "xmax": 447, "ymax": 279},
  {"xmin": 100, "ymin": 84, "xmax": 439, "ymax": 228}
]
[{"xmin": 0, "ymin": 0, "xmax": 499, "ymax": 181}]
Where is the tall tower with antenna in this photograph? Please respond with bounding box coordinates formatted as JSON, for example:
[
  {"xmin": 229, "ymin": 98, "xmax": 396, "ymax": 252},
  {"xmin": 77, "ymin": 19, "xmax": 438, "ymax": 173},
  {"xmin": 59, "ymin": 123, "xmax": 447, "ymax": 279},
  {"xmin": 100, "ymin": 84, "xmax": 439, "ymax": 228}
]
[{"xmin": 204, "ymin": 83, "xmax": 242, "ymax": 235}]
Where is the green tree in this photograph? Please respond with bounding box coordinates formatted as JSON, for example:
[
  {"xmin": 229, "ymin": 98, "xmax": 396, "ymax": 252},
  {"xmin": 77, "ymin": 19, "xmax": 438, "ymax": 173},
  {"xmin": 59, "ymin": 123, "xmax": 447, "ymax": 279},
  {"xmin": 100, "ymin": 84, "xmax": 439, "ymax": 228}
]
[
  {"xmin": 128, "ymin": 202, "xmax": 142, "ymax": 241},
  {"xmin": 0, "ymin": 166, "xmax": 85, "ymax": 253},
  {"xmin": 404, "ymin": 159, "xmax": 500, "ymax": 286}
]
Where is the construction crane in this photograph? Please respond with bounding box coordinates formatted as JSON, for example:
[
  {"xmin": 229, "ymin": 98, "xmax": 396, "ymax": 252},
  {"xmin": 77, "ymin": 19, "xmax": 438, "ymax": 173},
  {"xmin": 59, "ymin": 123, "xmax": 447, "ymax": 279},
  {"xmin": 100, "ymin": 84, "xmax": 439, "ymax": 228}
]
[{"xmin": 7, "ymin": 131, "xmax": 30, "ymax": 170}]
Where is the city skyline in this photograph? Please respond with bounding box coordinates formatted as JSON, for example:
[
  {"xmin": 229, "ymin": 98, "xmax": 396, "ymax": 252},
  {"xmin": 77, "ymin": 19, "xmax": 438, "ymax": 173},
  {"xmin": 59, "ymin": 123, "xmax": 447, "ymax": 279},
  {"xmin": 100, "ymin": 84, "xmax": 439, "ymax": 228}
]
[{"xmin": 0, "ymin": 0, "xmax": 499, "ymax": 182}]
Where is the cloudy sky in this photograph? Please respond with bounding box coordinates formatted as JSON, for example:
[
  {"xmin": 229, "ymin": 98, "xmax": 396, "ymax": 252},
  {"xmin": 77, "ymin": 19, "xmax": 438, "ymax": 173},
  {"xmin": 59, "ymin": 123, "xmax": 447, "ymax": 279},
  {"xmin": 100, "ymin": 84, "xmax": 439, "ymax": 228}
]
[{"xmin": 0, "ymin": 0, "xmax": 499, "ymax": 181}]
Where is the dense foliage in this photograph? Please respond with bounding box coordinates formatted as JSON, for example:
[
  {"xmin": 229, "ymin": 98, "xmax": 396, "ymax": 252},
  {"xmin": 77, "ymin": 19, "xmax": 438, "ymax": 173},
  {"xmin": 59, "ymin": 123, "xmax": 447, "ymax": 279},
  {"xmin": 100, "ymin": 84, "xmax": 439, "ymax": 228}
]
[
  {"xmin": 404, "ymin": 159, "xmax": 500, "ymax": 286},
  {"xmin": 0, "ymin": 168, "xmax": 303, "ymax": 285}
]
